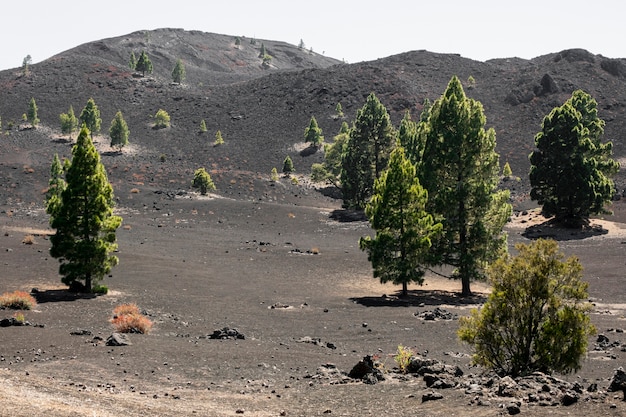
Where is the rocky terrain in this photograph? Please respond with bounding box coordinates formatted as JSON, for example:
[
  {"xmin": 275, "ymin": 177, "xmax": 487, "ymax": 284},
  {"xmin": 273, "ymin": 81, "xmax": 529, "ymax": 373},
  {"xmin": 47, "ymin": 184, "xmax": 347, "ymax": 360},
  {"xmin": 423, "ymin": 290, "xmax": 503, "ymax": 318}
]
[{"xmin": 0, "ymin": 28, "xmax": 626, "ymax": 416}]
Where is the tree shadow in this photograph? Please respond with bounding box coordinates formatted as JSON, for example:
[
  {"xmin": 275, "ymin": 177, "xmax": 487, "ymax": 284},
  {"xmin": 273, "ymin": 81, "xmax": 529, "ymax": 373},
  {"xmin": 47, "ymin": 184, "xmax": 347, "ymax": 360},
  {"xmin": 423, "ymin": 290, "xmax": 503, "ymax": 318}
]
[
  {"xmin": 522, "ymin": 218, "xmax": 608, "ymax": 241},
  {"xmin": 102, "ymin": 150, "xmax": 122, "ymax": 157},
  {"xmin": 316, "ymin": 185, "xmax": 342, "ymax": 200},
  {"xmin": 32, "ymin": 289, "xmax": 97, "ymax": 304},
  {"xmin": 329, "ymin": 209, "xmax": 367, "ymax": 222},
  {"xmin": 299, "ymin": 145, "xmax": 319, "ymax": 157},
  {"xmin": 350, "ymin": 288, "xmax": 487, "ymax": 308}
]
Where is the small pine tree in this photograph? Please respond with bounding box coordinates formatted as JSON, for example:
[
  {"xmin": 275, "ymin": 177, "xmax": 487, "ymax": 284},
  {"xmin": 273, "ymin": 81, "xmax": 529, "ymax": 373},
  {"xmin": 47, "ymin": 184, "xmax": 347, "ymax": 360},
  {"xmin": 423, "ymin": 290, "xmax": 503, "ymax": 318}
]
[
  {"xmin": 192, "ymin": 168, "xmax": 216, "ymax": 195},
  {"xmin": 128, "ymin": 52, "xmax": 137, "ymax": 70},
  {"xmin": 27, "ymin": 97, "xmax": 39, "ymax": 127},
  {"xmin": 109, "ymin": 110, "xmax": 130, "ymax": 151},
  {"xmin": 259, "ymin": 43, "xmax": 267, "ymax": 58},
  {"xmin": 154, "ymin": 109, "xmax": 170, "ymax": 129},
  {"xmin": 22, "ymin": 55, "xmax": 32, "ymax": 75},
  {"xmin": 502, "ymin": 161, "xmax": 513, "ymax": 177},
  {"xmin": 45, "ymin": 154, "xmax": 67, "ymax": 224},
  {"xmin": 171, "ymin": 59, "xmax": 186, "ymax": 84},
  {"xmin": 282, "ymin": 155, "xmax": 294, "ymax": 175},
  {"xmin": 298, "ymin": 39, "xmax": 305, "ymax": 50},
  {"xmin": 458, "ymin": 239, "xmax": 595, "ymax": 377},
  {"xmin": 234, "ymin": 37, "xmax": 241, "ymax": 48},
  {"xmin": 199, "ymin": 119, "xmax": 207, "ymax": 133},
  {"xmin": 335, "ymin": 102, "xmax": 344, "ymax": 118},
  {"xmin": 270, "ymin": 167, "xmax": 279, "ymax": 182},
  {"xmin": 79, "ymin": 98, "xmax": 102, "ymax": 138},
  {"xmin": 304, "ymin": 116, "xmax": 324, "ymax": 147},
  {"xmin": 60, "ymin": 105, "xmax": 78, "ymax": 140},
  {"xmin": 135, "ymin": 51, "xmax": 153, "ymax": 77},
  {"xmin": 214, "ymin": 130, "xmax": 225, "ymax": 145}
]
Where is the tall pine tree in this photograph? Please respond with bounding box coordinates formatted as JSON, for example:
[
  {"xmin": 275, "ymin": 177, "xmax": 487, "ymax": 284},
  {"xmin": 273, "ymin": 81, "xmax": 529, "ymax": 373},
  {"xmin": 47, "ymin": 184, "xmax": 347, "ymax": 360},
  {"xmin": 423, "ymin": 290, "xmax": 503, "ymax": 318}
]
[
  {"xmin": 529, "ymin": 90, "xmax": 619, "ymax": 226},
  {"xmin": 341, "ymin": 93, "xmax": 395, "ymax": 209},
  {"xmin": 418, "ymin": 76, "xmax": 511, "ymax": 296},
  {"xmin": 360, "ymin": 147, "xmax": 442, "ymax": 296},
  {"xmin": 49, "ymin": 126, "xmax": 122, "ymax": 292},
  {"xmin": 79, "ymin": 98, "xmax": 101, "ymax": 138},
  {"xmin": 109, "ymin": 110, "xmax": 130, "ymax": 151}
]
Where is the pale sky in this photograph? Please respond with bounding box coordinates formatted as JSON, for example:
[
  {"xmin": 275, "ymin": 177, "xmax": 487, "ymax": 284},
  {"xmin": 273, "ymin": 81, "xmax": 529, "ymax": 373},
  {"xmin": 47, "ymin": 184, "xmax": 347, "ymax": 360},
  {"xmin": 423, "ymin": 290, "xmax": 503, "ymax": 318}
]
[{"xmin": 1, "ymin": 0, "xmax": 623, "ymax": 71}]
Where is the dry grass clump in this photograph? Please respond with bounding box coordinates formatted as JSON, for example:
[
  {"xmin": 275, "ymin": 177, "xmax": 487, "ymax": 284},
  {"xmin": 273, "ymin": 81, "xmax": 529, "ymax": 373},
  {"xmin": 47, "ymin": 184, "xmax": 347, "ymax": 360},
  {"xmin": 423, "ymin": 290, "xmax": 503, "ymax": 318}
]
[
  {"xmin": 0, "ymin": 290, "xmax": 37, "ymax": 310},
  {"xmin": 111, "ymin": 303, "xmax": 152, "ymax": 334},
  {"xmin": 22, "ymin": 234, "xmax": 36, "ymax": 245}
]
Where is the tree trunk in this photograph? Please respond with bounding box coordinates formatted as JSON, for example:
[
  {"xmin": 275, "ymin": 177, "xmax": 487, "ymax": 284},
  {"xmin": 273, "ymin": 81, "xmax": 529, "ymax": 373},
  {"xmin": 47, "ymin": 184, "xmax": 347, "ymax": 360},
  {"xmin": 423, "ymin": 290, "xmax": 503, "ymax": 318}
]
[{"xmin": 402, "ymin": 282, "xmax": 408, "ymax": 297}]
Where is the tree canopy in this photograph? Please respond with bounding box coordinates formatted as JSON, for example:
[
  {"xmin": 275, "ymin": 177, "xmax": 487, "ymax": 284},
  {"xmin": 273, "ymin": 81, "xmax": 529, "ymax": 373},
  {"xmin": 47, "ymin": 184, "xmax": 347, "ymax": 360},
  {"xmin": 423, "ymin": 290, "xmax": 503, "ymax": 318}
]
[
  {"xmin": 360, "ymin": 147, "xmax": 442, "ymax": 296},
  {"xmin": 27, "ymin": 97, "xmax": 39, "ymax": 127},
  {"xmin": 49, "ymin": 126, "xmax": 122, "ymax": 292},
  {"xmin": 171, "ymin": 59, "xmax": 186, "ymax": 84},
  {"xmin": 458, "ymin": 239, "xmax": 595, "ymax": 377},
  {"xmin": 417, "ymin": 76, "xmax": 511, "ymax": 296},
  {"xmin": 79, "ymin": 98, "xmax": 102, "ymax": 138},
  {"xmin": 135, "ymin": 51, "xmax": 153, "ymax": 76},
  {"xmin": 60, "ymin": 105, "xmax": 78, "ymax": 140},
  {"xmin": 192, "ymin": 168, "xmax": 216, "ymax": 195},
  {"xmin": 304, "ymin": 116, "xmax": 324, "ymax": 147},
  {"xmin": 529, "ymin": 90, "xmax": 619, "ymax": 227},
  {"xmin": 109, "ymin": 110, "xmax": 130, "ymax": 151}
]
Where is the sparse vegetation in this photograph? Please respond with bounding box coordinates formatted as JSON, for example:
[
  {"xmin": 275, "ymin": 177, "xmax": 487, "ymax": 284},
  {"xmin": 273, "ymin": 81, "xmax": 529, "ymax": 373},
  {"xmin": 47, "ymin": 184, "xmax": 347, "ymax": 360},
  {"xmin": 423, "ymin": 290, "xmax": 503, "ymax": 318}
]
[
  {"xmin": 214, "ymin": 130, "xmax": 224, "ymax": 145},
  {"xmin": 27, "ymin": 97, "xmax": 39, "ymax": 127},
  {"xmin": 21, "ymin": 234, "xmax": 35, "ymax": 245},
  {"xmin": 60, "ymin": 105, "xmax": 78, "ymax": 140},
  {"xmin": 79, "ymin": 98, "xmax": 102, "ymax": 138},
  {"xmin": 394, "ymin": 345, "xmax": 415, "ymax": 373},
  {"xmin": 282, "ymin": 155, "xmax": 294, "ymax": 174},
  {"xmin": 109, "ymin": 110, "xmax": 130, "ymax": 151},
  {"xmin": 304, "ymin": 116, "xmax": 324, "ymax": 148},
  {"xmin": 192, "ymin": 167, "xmax": 216, "ymax": 195},
  {"xmin": 0, "ymin": 290, "xmax": 37, "ymax": 310},
  {"xmin": 270, "ymin": 167, "xmax": 279, "ymax": 181},
  {"xmin": 199, "ymin": 119, "xmax": 207, "ymax": 133},
  {"xmin": 154, "ymin": 109, "xmax": 170, "ymax": 129},
  {"xmin": 135, "ymin": 51, "xmax": 153, "ymax": 77},
  {"xmin": 502, "ymin": 161, "xmax": 513, "ymax": 177},
  {"xmin": 171, "ymin": 59, "xmax": 186, "ymax": 84},
  {"xmin": 111, "ymin": 303, "xmax": 152, "ymax": 334}
]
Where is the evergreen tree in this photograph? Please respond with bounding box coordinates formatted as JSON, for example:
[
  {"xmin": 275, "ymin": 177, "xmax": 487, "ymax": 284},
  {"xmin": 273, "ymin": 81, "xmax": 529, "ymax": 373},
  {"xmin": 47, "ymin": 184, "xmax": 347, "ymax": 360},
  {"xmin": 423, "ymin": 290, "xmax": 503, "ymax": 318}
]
[
  {"xmin": 22, "ymin": 55, "xmax": 32, "ymax": 75},
  {"xmin": 27, "ymin": 97, "xmax": 39, "ymax": 127},
  {"xmin": 341, "ymin": 93, "xmax": 395, "ymax": 209},
  {"xmin": 529, "ymin": 90, "xmax": 619, "ymax": 227},
  {"xmin": 234, "ymin": 37, "xmax": 241, "ymax": 48},
  {"xmin": 458, "ymin": 239, "xmax": 595, "ymax": 377},
  {"xmin": 418, "ymin": 76, "xmax": 511, "ymax": 296},
  {"xmin": 154, "ymin": 109, "xmax": 170, "ymax": 128},
  {"xmin": 79, "ymin": 98, "xmax": 102, "ymax": 138},
  {"xmin": 135, "ymin": 51, "xmax": 153, "ymax": 76},
  {"xmin": 192, "ymin": 168, "xmax": 216, "ymax": 195},
  {"xmin": 171, "ymin": 59, "xmax": 186, "ymax": 84},
  {"xmin": 214, "ymin": 130, "xmax": 224, "ymax": 145},
  {"xmin": 319, "ymin": 121, "xmax": 350, "ymax": 186},
  {"xmin": 60, "ymin": 105, "xmax": 78, "ymax": 140},
  {"xmin": 270, "ymin": 167, "xmax": 279, "ymax": 182},
  {"xmin": 49, "ymin": 126, "xmax": 122, "ymax": 292},
  {"xmin": 304, "ymin": 116, "xmax": 324, "ymax": 147},
  {"xmin": 335, "ymin": 102, "xmax": 344, "ymax": 118},
  {"xmin": 128, "ymin": 51, "xmax": 137, "ymax": 70},
  {"xmin": 259, "ymin": 43, "xmax": 267, "ymax": 58},
  {"xmin": 398, "ymin": 110, "xmax": 423, "ymax": 166},
  {"xmin": 502, "ymin": 161, "xmax": 513, "ymax": 178},
  {"xmin": 360, "ymin": 147, "xmax": 442, "ymax": 296},
  {"xmin": 199, "ymin": 119, "xmax": 207, "ymax": 133},
  {"xmin": 109, "ymin": 110, "xmax": 130, "ymax": 151},
  {"xmin": 45, "ymin": 154, "xmax": 67, "ymax": 224},
  {"xmin": 282, "ymin": 155, "xmax": 294, "ymax": 174}
]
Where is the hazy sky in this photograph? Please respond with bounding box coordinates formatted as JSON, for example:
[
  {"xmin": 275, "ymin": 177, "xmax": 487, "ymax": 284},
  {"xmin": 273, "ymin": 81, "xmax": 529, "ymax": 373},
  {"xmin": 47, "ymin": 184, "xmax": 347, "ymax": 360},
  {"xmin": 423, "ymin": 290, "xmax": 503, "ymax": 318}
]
[{"xmin": 1, "ymin": 0, "xmax": 623, "ymax": 71}]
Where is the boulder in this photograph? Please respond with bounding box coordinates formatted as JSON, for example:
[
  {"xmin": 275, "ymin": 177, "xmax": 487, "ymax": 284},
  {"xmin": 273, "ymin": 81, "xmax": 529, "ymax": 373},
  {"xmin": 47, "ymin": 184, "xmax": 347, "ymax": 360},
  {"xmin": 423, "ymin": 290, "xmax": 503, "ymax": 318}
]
[
  {"xmin": 608, "ymin": 367, "xmax": 626, "ymax": 401},
  {"xmin": 106, "ymin": 333, "xmax": 131, "ymax": 346}
]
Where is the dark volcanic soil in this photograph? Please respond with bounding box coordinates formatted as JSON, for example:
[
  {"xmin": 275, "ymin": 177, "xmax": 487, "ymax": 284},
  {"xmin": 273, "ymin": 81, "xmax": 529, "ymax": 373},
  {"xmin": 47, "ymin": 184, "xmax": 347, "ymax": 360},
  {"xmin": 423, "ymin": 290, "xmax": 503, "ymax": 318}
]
[{"xmin": 1, "ymin": 29, "xmax": 626, "ymax": 416}]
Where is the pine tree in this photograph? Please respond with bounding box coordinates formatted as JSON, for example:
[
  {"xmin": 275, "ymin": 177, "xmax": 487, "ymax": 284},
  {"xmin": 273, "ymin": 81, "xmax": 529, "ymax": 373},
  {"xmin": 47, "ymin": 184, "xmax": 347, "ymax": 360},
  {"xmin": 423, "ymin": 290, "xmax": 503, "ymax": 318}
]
[
  {"xmin": 128, "ymin": 51, "xmax": 137, "ymax": 70},
  {"xmin": 79, "ymin": 98, "xmax": 101, "ymax": 138},
  {"xmin": 335, "ymin": 102, "xmax": 344, "ymax": 118},
  {"xmin": 529, "ymin": 90, "xmax": 619, "ymax": 227},
  {"xmin": 199, "ymin": 119, "xmax": 207, "ymax": 133},
  {"xmin": 341, "ymin": 93, "xmax": 395, "ymax": 209},
  {"xmin": 135, "ymin": 51, "xmax": 153, "ymax": 77},
  {"xmin": 109, "ymin": 110, "xmax": 130, "ymax": 151},
  {"xmin": 502, "ymin": 161, "xmax": 513, "ymax": 178},
  {"xmin": 171, "ymin": 59, "xmax": 186, "ymax": 84},
  {"xmin": 304, "ymin": 116, "xmax": 324, "ymax": 147},
  {"xmin": 259, "ymin": 43, "xmax": 267, "ymax": 58},
  {"xmin": 359, "ymin": 147, "xmax": 442, "ymax": 296},
  {"xmin": 27, "ymin": 97, "xmax": 39, "ymax": 127},
  {"xmin": 418, "ymin": 76, "xmax": 511, "ymax": 296},
  {"xmin": 60, "ymin": 105, "xmax": 78, "ymax": 140},
  {"xmin": 398, "ymin": 110, "xmax": 423, "ymax": 166},
  {"xmin": 458, "ymin": 239, "xmax": 595, "ymax": 377},
  {"xmin": 234, "ymin": 37, "xmax": 241, "ymax": 48},
  {"xmin": 319, "ymin": 121, "xmax": 350, "ymax": 186},
  {"xmin": 45, "ymin": 154, "xmax": 67, "ymax": 224},
  {"xmin": 282, "ymin": 155, "xmax": 294, "ymax": 174},
  {"xmin": 192, "ymin": 168, "xmax": 216, "ymax": 195},
  {"xmin": 214, "ymin": 130, "xmax": 224, "ymax": 145},
  {"xmin": 154, "ymin": 109, "xmax": 170, "ymax": 129},
  {"xmin": 49, "ymin": 126, "xmax": 122, "ymax": 292}
]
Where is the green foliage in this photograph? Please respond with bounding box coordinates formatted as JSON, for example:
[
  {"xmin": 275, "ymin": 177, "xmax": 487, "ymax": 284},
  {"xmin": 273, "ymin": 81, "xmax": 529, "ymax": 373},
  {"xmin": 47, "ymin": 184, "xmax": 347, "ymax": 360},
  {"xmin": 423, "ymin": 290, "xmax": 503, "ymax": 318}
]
[
  {"xmin": 79, "ymin": 98, "xmax": 102, "ymax": 138},
  {"xmin": 259, "ymin": 43, "xmax": 267, "ymax": 58},
  {"xmin": 458, "ymin": 239, "xmax": 595, "ymax": 377},
  {"xmin": 49, "ymin": 126, "xmax": 122, "ymax": 292},
  {"xmin": 304, "ymin": 116, "xmax": 324, "ymax": 147},
  {"xmin": 282, "ymin": 155, "xmax": 295, "ymax": 174},
  {"xmin": 192, "ymin": 167, "xmax": 216, "ymax": 195},
  {"xmin": 60, "ymin": 105, "xmax": 78, "ymax": 140},
  {"xmin": 45, "ymin": 154, "xmax": 67, "ymax": 224},
  {"xmin": 128, "ymin": 51, "xmax": 137, "ymax": 70},
  {"xmin": 159, "ymin": 154, "xmax": 166, "ymax": 162},
  {"xmin": 529, "ymin": 90, "xmax": 619, "ymax": 227},
  {"xmin": 394, "ymin": 345, "xmax": 415, "ymax": 374},
  {"xmin": 335, "ymin": 102, "xmax": 344, "ymax": 118},
  {"xmin": 270, "ymin": 167, "xmax": 279, "ymax": 182},
  {"xmin": 199, "ymin": 119, "xmax": 207, "ymax": 133},
  {"xmin": 502, "ymin": 161, "xmax": 513, "ymax": 177},
  {"xmin": 109, "ymin": 110, "xmax": 130, "ymax": 151},
  {"xmin": 418, "ymin": 76, "xmax": 511, "ymax": 296},
  {"xmin": 22, "ymin": 55, "xmax": 32, "ymax": 75},
  {"xmin": 310, "ymin": 163, "xmax": 329, "ymax": 182},
  {"xmin": 154, "ymin": 109, "xmax": 170, "ymax": 129},
  {"xmin": 341, "ymin": 93, "xmax": 396, "ymax": 209},
  {"xmin": 398, "ymin": 110, "xmax": 424, "ymax": 166},
  {"xmin": 234, "ymin": 37, "xmax": 241, "ymax": 48},
  {"xmin": 360, "ymin": 147, "xmax": 442, "ymax": 296},
  {"xmin": 135, "ymin": 51, "xmax": 153, "ymax": 76},
  {"xmin": 467, "ymin": 75, "xmax": 476, "ymax": 88},
  {"xmin": 171, "ymin": 59, "xmax": 186, "ymax": 84},
  {"xmin": 27, "ymin": 97, "xmax": 39, "ymax": 127},
  {"xmin": 322, "ymin": 121, "xmax": 350, "ymax": 185},
  {"xmin": 214, "ymin": 130, "xmax": 224, "ymax": 146}
]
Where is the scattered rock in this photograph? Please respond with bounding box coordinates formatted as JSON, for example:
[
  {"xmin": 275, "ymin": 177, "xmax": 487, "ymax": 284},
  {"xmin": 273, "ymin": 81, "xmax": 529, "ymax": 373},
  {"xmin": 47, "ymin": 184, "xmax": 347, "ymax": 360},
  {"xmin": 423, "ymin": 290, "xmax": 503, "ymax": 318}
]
[
  {"xmin": 422, "ymin": 390, "xmax": 444, "ymax": 402},
  {"xmin": 70, "ymin": 329, "xmax": 92, "ymax": 336},
  {"xmin": 106, "ymin": 333, "xmax": 131, "ymax": 346},
  {"xmin": 207, "ymin": 327, "xmax": 245, "ymax": 340},
  {"xmin": 414, "ymin": 307, "xmax": 457, "ymax": 321},
  {"xmin": 608, "ymin": 367, "xmax": 626, "ymax": 401},
  {"xmin": 347, "ymin": 356, "xmax": 384, "ymax": 384}
]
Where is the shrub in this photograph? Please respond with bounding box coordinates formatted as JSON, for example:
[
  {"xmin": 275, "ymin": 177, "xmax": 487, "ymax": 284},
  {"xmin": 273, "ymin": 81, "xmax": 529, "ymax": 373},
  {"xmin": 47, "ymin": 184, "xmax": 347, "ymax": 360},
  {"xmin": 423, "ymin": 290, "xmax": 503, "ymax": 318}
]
[
  {"xmin": 13, "ymin": 312, "xmax": 25, "ymax": 323},
  {"xmin": 111, "ymin": 303, "xmax": 152, "ymax": 334},
  {"xmin": 458, "ymin": 239, "xmax": 595, "ymax": 377},
  {"xmin": 22, "ymin": 234, "xmax": 35, "ymax": 245},
  {"xmin": 92, "ymin": 284, "xmax": 108, "ymax": 295},
  {"xmin": 153, "ymin": 109, "xmax": 170, "ymax": 129},
  {"xmin": 394, "ymin": 345, "xmax": 414, "ymax": 373},
  {"xmin": 0, "ymin": 290, "xmax": 37, "ymax": 310},
  {"xmin": 270, "ymin": 167, "xmax": 279, "ymax": 182}
]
